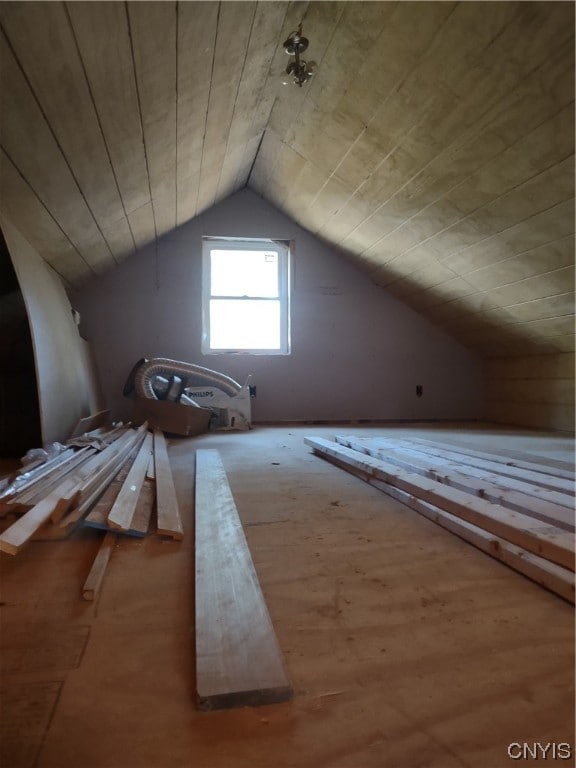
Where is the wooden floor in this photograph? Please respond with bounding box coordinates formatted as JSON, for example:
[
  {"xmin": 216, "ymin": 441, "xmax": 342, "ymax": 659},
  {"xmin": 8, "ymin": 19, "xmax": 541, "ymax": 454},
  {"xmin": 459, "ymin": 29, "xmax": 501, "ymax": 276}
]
[{"xmin": 0, "ymin": 422, "xmax": 574, "ymax": 768}]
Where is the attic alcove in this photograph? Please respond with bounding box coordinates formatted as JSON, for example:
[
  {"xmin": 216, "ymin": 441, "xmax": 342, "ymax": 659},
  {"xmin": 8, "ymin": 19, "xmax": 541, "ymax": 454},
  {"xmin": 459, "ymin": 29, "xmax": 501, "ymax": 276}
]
[{"xmin": 71, "ymin": 188, "xmax": 484, "ymax": 423}]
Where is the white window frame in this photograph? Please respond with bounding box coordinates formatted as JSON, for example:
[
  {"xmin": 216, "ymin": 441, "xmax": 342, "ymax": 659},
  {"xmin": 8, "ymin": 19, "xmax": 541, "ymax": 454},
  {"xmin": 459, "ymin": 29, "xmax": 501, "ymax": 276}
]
[{"xmin": 201, "ymin": 237, "xmax": 291, "ymax": 355}]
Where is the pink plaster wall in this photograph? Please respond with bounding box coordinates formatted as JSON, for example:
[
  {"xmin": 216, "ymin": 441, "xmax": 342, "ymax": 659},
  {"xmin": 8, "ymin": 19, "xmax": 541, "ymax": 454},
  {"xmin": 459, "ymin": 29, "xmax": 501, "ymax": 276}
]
[{"xmin": 71, "ymin": 189, "xmax": 483, "ymax": 422}]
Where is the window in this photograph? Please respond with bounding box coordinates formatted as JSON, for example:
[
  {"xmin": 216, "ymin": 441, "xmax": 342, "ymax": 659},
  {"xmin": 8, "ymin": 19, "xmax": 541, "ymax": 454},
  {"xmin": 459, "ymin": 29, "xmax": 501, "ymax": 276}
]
[{"xmin": 202, "ymin": 237, "xmax": 291, "ymax": 355}]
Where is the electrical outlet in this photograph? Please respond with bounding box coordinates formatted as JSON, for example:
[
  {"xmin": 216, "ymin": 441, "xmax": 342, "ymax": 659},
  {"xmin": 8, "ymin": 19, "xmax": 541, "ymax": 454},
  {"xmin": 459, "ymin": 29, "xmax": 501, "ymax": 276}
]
[{"xmin": 416, "ymin": 385, "xmax": 423, "ymax": 397}]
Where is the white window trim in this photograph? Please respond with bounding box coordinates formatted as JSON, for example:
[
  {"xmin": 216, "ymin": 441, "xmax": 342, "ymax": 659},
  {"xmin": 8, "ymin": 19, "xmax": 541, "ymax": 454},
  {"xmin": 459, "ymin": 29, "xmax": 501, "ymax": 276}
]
[{"xmin": 201, "ymin": 237, "xmax": 291, "ymax": 355}]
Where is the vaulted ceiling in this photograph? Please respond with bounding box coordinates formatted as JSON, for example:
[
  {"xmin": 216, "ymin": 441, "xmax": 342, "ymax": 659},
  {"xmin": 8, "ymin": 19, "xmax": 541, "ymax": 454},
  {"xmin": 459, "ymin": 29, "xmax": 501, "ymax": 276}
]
[{"xmin": 0, "ymin": 1, "xmax": 574, "ymax": 359}]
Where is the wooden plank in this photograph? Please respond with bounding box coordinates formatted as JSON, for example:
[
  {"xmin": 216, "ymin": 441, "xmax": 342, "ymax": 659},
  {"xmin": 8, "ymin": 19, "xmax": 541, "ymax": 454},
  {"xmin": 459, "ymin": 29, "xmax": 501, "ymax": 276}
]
[
  {"xmin": 315, "ymin": 447, "xmax": 574, "ymax": 604},
  {"xmin": 0, "ymin": 2, "xmax": 134, "ymax": 262},
  {"xmin": 153, "ymin": 429, "xmax": 182, "ymax": 540},
  {"xmin": 386, "ymin": 439, "xmax": 575, "ymax": 495},
  {"xmin": 128, "ymin": 480, "xmax": 154, "ymax": 538},
  {"xmin": 335, "ymin": 436, "xmax": 575, "ymax": 532},
  {"xmin": 408, "ymin": 436, "xmax": 575, "ymax": 479},
  {"xmin": 0, "ymin": 150, "xmax": 90, "ymax": 286},
  {"xmin": 176, "ymin": 1, "xmax": 218, "ymax": 224},
  {"xmin": 106, "ymin": 434, "xmax": 153, "ymax": 532},
  {"xmin": 0, "ymin": 448, "xmax": 77, "ymax": 504},
  {"xmin": 197, "ymin": 2, "xmax": 256, "ymax": 213},
  {"xmin": 305, "ymin": 438, "xmax": 574, "ymax": 571},
  {"xmin": 50, "ymin": 427, "xmax": 145, "ymax": 522},
  {"xmin": 215, "ymin": 1, "xmax": 288, "ymax": 202},
  {"xmin": 69, "ymin": 410, "xmax": 111, "ymax": 439},
  {"xmin": 339, "ymin": 438, "xmax": 575, "ymax": 510},
  {"xmin": 0, "ymin": 32, "xmax": 113, "ymax": 273},
  {"xmin": 82, "ymin": 532, "xmax": 116, "ymax": 602},
  {"xmin": 83, "ymin": 447, "xmax": 141, "ymax": 531},
  {"xmin": 0, "ymin": 483, "xmax": 81, "ymax": 555},
  {"xmin": 127, "ymin": 2, "xmax": 177, "ymax": 238},
  {"xmin": 11, "ymin": 449, "xmax": 96, "ymax": 510},
  {"xmin": 195, "ymin": 449, "xmax": 292, "ymax": 710},
  {"xmin": 66, "ymin": 2, "xmax": 155, "ymax": 244}
]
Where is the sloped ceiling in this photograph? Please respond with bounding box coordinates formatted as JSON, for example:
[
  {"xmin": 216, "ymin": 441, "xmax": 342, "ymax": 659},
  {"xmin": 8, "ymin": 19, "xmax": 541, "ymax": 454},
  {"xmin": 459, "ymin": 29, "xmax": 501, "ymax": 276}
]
[{"xmin": 0, "ymin": 1, "xmax": 574, "ymax": 359}]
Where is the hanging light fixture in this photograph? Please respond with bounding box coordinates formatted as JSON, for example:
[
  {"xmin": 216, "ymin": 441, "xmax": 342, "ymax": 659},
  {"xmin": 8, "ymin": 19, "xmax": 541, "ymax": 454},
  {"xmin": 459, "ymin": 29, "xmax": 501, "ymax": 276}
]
[{"xmin": 282, "ymin": 24, "xmax": 315, "ymax": 87}]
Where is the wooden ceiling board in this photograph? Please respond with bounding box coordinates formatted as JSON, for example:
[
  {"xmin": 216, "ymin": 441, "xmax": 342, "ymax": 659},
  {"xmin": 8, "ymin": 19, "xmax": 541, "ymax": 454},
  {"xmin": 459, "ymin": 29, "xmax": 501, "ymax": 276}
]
[
  {"xmin": 128, "ymin": 2, "xmax": 178, "ymax": 240},
  {"xmin": 265, "ymin": 1, "xmax": 345, "ymax": 146},
  {"xmin": 214, "ymin": 2, "xmax": 288, "ymax": 203},
  {"xmin": 345, "ymin": 49, "xmax": 574, "ymax": 264},
  {"xmin": 0, "ymin": 1, "xmax": 573, "ymax": 360},
  {"xmin": 195, "ymin": 2, "xmax": 257, "ymax": 214},
  {"xmin": 441, "ymin": 199, "xmax": 575, "ymax": 275},
  {"xmin": 0, "ymin": 150, "xmax": 91, "ymax": 286},
  {"xmin": 494, "ymin": 293, "xmax": 576, "ymax": 324},
  {"xmin": 66, "ymin": 1, "xmax": 155, "ymax": 250},
  {"xmin": 361, "ymin": 63, "xmax": 574, "ymax": 268},
  {"xmin": 0, "ymin": 29, "xmax": 114, "ymax": 275},
  {"xmin": 379, "ymin": 155, "xmax": 574, "ymax": 283},
  {"xmin": 176, "ymin": 1, "xmax": 218, "ymax": 225},
  {"xmin": 238, "ymin": 1, "xmax": 308, "ymax": 151},
  {"xmin": 0, "ymin": 2, "xmax": 135, "ymax": 263},
  {"xmin": 302, "ymin": 3, "xmax": 529, "ymax": 246}
]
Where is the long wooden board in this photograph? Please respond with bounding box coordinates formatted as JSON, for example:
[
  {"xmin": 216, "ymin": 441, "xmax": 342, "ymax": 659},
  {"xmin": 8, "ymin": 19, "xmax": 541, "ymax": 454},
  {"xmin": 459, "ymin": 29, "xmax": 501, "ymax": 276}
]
[
  {"xmin": 53, "ymin": 425, "xmax": 147, "ymax": 522},
  {"xmin": 381, "ymin": 439, "xmax": 575, "ymax": 496},
  {"xmin": 153, "ymin": 430, "xmax": 183, "ymax": 540},
  {"xmin": 0, "ymin": 447, "xmax": 77, "ymax": 505},
  {"xmin": 195, "ymin": 448, "xmax": 292, "ymax": 710},
  {"xmin": 408, "ymin": 436, "xmax": 575, "ymax": 481},
  {"xmin": 83, "ymin": 446, "xmax": 144, "ymax": 536},
  {"xmin": 11, "ymin": 448, "xmax": 95, "ymax": 510},
  {"xmin": 311, "ymin": 445, "xmax": 574, "ymax": 603},
  {"xmin": 336, "ymin": 436, "xmax": 575, "ymax": 531},
  {"xmin": 338, "ymin": 436, "xmax": 575, "ymax": 509},
  {"xmin": 82, "ymin": 531, "xmax": 116, "ymax": 601},
  {"xmin": 305, "ymin": 438, "xmax": 575, "ymax": 571},
  {"xmin": 107, "ymin": 434, "xmax": 153, "ymax": 531},
  {"xmin": 69, "ymin": 409, "xmax": 111, "ymax": 439},
  {"xmin": 0, "ymin": 482, "xmax": 80, "ymax": 554}
]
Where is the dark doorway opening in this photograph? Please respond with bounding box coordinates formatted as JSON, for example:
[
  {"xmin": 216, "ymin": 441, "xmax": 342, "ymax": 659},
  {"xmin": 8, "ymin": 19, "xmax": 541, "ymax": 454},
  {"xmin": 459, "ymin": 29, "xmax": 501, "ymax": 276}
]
[{"xmin": 0, "ymin": 228, "xmax": 41, "ymax": 457}]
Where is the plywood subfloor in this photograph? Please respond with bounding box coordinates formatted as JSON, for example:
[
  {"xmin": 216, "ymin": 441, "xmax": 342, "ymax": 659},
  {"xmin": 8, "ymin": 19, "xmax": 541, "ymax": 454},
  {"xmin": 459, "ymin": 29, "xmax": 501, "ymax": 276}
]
[{"xmin": 0, "ymin": 423, "xmax": 573, "ymax": 768}]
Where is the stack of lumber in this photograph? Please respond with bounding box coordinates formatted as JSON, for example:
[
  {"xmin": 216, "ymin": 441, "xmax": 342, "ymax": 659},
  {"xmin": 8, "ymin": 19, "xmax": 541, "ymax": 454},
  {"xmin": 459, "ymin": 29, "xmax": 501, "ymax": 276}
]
[
  {"xmin": 0, "ymin": 424, "xmax": 183, "ymax": 556},
  {"xmin": 195, "ymin": 449, "xmax": 292, "ymax": 710},
  {"xmin": 305, "ymin": 435, "xmax": 575, "ymax": 604}
]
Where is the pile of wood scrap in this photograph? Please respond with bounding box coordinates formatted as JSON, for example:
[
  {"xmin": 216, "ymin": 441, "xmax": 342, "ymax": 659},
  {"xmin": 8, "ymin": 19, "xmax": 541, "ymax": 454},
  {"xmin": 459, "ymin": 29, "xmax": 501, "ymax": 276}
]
[
  {"xmin": 0, "ymin": 424, "xmax": 182, "ymax": 557},
  {"xmin": 305, "ymin": 435, "xmax": 575, "ymax": 604}
]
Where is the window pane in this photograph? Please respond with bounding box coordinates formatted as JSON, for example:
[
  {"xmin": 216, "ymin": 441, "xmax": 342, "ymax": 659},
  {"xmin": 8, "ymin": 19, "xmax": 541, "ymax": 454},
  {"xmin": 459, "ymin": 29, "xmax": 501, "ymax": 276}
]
[
  {"xmin": 209, "ymin": 299, "xmax": 281, "ymax": 349},
  {"xmin": 210, "ymin": 249, "xmax": 278, "ymax": 297}
]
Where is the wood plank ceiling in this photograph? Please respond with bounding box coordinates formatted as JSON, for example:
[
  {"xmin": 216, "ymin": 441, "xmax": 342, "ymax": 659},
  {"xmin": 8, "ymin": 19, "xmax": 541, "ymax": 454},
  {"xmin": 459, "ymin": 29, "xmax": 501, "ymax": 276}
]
[{"xmin": 0, "ymin": 1, "xmax": 574, "ymax": 359}]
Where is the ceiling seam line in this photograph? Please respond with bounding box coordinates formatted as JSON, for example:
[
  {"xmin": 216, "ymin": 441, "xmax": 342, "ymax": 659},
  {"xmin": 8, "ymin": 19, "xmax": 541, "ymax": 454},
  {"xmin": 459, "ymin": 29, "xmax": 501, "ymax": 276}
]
[
  {"xmin": 321, "ymin": 29, "xmax": 575, "ymax": 249},
  {"xmin": 252, "ymin": 1, "xmax": 316, "ymax": 197},
  {"xmin": 366, "ymin": 198, "xmax": 576, "ymax": 286},
  {"xmin": 372, "ymin": 226, "xmax": 575, "ymax": 292},
  {"xmin": 174, "ymin": 1, "xmax": 179, "ymax": 229},
  {"xmin": 366, "ymin": 158, "xmax": 574, "ymax": 279},
  {"xmin": 63, "ymin": 2, "xmax": 137, "ymax": 258},
  {"xmin": 355, "ymin": 101, "xmax": 576, "ymax": 261},
  {"xmin": 0, "ymin": 145, "xmax": 96, "ymax": 274},
  {"xmin": 0, "ymin": 22, "xmax": 116, "ymax": 267},
  {"xmin": 241, "ymin": 1, "xmax": 292, "ymax": 190},
  {"xmin": 125, "ymin": 1, "xmax": 158, "ymax": 243},
  {"xmin": 301, "ymin": 2, "xmax": 461, "ymax": 215},
  {"xmin": 213, "ymin": 2, "xmax": 258, "ymax": 203},
  {"xmin": 194, "ymin": 0, "xmax": 221, "ymax": 218}
]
